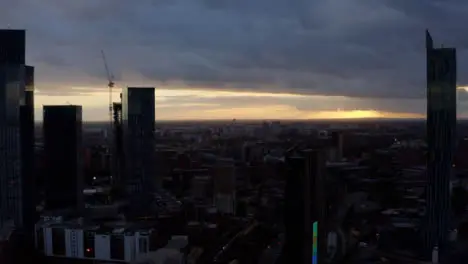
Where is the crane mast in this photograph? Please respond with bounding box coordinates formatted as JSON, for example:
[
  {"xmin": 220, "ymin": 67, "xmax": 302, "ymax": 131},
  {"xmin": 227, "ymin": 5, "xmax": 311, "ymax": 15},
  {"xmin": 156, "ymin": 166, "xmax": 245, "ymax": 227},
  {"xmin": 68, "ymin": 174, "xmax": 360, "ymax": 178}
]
[
  {"xmin": 101, "ymin": 50, "xmax": 114, "ymax": 129},
  {"xmin": 101, "ymin": 50, "xmax": 115, "ymax": 184}
]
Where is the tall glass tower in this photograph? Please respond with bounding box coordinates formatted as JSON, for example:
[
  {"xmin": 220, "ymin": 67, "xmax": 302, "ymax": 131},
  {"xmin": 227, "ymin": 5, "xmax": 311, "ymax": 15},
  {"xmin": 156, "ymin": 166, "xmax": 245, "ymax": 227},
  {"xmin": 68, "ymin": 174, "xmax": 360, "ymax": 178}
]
[
  {"xmin": 122, "ymin": 87, "xmax": 157, "ymax": 196},
  {"xmin": 43, "ymin": 105, "xmax": 84, "ymax": 211},
  {"xmin": 0, "ymin": 29, "xmax": 26, "ymax": 230},
  {"xmin": 425, "ymin": 30, "xmax": 457, "ymax": 257}
]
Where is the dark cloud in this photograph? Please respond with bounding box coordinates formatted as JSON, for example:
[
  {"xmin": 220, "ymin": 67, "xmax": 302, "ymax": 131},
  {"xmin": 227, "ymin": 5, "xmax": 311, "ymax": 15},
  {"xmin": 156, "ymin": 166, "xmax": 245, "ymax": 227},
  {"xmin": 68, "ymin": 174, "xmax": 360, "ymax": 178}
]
[{"xmin": 3, "ymin": 0, "xmax": 468, "ymax": 100}]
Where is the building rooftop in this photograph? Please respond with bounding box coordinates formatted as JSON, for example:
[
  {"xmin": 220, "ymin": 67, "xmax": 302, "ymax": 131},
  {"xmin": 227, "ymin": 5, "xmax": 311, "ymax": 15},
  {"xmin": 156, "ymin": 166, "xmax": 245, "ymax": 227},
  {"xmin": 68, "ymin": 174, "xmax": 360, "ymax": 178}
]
[{"xmin": 37, "ymin": 214, "xmax": 157, "ymax": 235}]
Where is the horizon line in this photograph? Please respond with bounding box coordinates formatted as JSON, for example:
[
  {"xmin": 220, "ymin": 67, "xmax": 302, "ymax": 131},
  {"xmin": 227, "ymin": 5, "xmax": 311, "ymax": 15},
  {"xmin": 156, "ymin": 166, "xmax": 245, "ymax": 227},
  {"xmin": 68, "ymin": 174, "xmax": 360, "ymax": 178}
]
[{"xmin": 32, "ymin": 117, "xmax": 434, "ymax": 123}]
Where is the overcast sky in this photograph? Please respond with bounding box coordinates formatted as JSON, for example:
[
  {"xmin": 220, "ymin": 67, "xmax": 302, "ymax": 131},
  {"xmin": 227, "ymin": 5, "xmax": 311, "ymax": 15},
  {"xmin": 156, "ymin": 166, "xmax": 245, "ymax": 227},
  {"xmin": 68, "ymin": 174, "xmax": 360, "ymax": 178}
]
[{"xmin": 4, "ymin": 0, "xmax": 468, "ymax": 120}]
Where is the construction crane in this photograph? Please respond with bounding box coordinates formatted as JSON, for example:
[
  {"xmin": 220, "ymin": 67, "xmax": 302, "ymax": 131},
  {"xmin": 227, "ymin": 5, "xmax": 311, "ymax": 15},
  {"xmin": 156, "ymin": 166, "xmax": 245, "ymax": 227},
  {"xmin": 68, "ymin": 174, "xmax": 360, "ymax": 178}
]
[{"xmin": 101, "ymin": 50, "xmax": 115, "ymax": 140}]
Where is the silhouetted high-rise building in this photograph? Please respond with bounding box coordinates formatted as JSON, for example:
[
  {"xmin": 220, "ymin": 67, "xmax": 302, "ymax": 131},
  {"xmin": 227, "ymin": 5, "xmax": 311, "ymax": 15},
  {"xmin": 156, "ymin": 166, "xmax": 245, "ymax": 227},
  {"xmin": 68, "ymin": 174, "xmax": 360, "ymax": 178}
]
[
  {"xmin": 424, "ymin": 30, "xmax": 457, "ymax": 257},
  {"xmin": 0, "ymin": 65, "xmax": 24, "ymax": 228},
  {"xmin": 43, "ymin": 105, "xmax": 84, "ymax": 211},
  {"xmin": 19, "ymin": 65, "xmax": 35, "ymax": 238},
  {"xmin": 282, "ymin": 155, "xmax": 311, "ymax": 264},
  {"xmin": 122, "ymin": 87, "xmax": 156, "ymax": 195},
  {"xmin": 305, "ymin": 150, "xmax": 327, "ymax": 264},
  {"xmin": 281, "ymin": 149, "xmax": 326, "ymax": 264},
  {"xmin": 0, "ymin": 30, "xmax": 26, "ymax": 230},
  {"xmin": 0, "ymin": 29, "xmax": 25, "ymax": 65}
]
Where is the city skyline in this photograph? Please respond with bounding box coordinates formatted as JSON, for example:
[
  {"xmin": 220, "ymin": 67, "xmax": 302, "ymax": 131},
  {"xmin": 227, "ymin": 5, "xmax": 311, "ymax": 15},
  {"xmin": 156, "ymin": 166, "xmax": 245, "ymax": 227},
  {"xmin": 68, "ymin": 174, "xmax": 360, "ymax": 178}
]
[{"xmin": 5, "ymin": 1, "xmax": 468, "ymax": 120}]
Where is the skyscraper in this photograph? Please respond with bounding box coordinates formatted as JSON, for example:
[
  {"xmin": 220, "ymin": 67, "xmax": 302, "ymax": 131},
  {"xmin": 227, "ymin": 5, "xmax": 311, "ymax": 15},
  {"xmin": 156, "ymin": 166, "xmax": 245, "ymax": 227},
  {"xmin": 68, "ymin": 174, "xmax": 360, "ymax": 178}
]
[
  {"xmin": 0, "ymin": 65, "xmax": 24, "ymax": 228},
  {"xmin": 19, "ymin": 65, "xmax": 35, "ymax": 237},
  {"xmin": 0, "ymin": 29, "xmax": 25, "ymax": 65},
  {"xmin": 282, "ymin": 155, "xmax": 311, "ymax": 264},
  {"xmin": 425, "ymin": 30, "xmax": 457, "ymax": 256},
  {"xmin": 305, "ymin": 149, "xmax": 327, "ymax": 264},
  {"xmin": 0, "ymin": 29, "xmax": 26, "ymax": 229},
  {"xmin": 122, "ymin": 87, "xmax": 156, "ymax": 196},
  {"xmin": 43, "ymin": 105, "xmax": 84, "ymax": 211},
  {"xmin": 281, "ymin": 149, "xmax": 326, "ymax": 264}
]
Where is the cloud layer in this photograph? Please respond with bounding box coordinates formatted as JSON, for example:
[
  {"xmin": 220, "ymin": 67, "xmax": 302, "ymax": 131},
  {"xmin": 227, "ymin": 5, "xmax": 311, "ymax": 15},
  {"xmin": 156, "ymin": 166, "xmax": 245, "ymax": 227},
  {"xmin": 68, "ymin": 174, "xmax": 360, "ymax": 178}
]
[{"xmin": 4, "ymin": 0, "xmax": 468, "ymax": 102}]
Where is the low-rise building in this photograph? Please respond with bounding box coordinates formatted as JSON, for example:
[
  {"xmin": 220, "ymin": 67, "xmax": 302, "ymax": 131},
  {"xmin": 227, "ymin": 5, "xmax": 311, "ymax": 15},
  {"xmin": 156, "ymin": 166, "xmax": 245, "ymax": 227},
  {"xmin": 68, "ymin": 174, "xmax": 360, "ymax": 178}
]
[{"xmin": 35, "ymin": 214, "xmax": 161, "ymax": 263}]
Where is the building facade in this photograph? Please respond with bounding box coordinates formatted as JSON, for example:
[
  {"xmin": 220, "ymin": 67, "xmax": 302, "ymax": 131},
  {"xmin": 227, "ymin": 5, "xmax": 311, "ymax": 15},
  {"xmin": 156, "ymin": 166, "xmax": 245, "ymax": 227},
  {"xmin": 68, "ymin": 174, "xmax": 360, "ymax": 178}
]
[
  {"xmin": 35, "ymin": 215, "xmax": 154, "ymax": 263},
  {"xmin": 425, "ymin": 30, "xmax": 457, "ymax": 256},
  {"xmin": 0, "ymin": 64, "xmax": 24, "ymax": 229},
  {"xmin": 213, "ymin": 163, "xmax": 236, "ymax": 214},
  {"xmin": 0, "ymin": 29, "xmax": 28, "ymax": 231},
  {"xmin": 122, "ymin": 87, "xmax": 157, "ymax": 195},
  {"xmin": 282, "ymin": 154, "xmax": 311, "ymax": 264},
  {"xmin": 281, "ymin": 149, "xmax": 326, "ymax": 264},
  {"xmin": 20, "ymin": 65, "xmax": 35, "ymax": 237},
  {"xmin": 0, "ymin": 29, "xmax": 25, "ymax": 65},
  {"xmin": 305, "ymin": 149, "xmax": 326, "ymax": 264},
  {"xmin": 43, "ymin": 105, "xmax": 84, "ymax": 211}
]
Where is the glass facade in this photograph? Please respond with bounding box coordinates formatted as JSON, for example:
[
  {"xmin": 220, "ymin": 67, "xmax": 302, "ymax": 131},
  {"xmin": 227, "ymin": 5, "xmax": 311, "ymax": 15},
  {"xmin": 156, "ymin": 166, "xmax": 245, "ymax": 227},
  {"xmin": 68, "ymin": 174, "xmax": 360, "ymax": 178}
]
[
  {"xmin": 425, "ymin": 30, "xmax": 457, "ymax": 256},
  {"xmin": 312, "ymin": 221, "xmax": 318, "ymax": 264},
  {"xmin": 0, "ymin": 65, "xmax": 24, "ymax": 228},
  {"xmin": 43, "ymin": 105, "xmax": 84, "ymax": 211},
  {"xmin": 122, "ymin": 87, "xmax": 157, "ymax": 195},
  {"xmin": 0, "ymin": 30, "xmax": 25, "ymax": 65}
]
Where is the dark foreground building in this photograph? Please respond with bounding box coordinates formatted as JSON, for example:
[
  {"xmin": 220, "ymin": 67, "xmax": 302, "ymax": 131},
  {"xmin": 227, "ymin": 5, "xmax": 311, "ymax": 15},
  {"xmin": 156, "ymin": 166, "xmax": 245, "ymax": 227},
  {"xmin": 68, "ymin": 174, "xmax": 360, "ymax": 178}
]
[
  {"xmin": 0, "ymin": 29, "xmax": 25, "ymax": 65},
  {"xmin": 0, "ymin": 29, "xmax": 26, "ymax": 230},
  {"xmin": 43, "ymin": 105, "xmax": 84, "ymax": 212},
  {"xmin": 281, "ymin": 149, "xmax": 326, "ymax": 264},
  {"xmin": 20, "ymin": 65, "xmax": 36, "ymax": 239},
  {"xmin": 424, "ymin": 30, "xmax": 457, "ymax": 258},
  {"xmin": 122, "ymin": 87, "xmax": 156, "ymax": 196}
]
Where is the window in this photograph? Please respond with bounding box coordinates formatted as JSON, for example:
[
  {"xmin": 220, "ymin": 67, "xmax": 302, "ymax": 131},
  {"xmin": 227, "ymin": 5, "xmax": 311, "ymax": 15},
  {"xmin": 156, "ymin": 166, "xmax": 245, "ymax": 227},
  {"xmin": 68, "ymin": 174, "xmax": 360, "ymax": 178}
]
[
  {"xmin": 51, "ymin": 228, "xmax": 66, "ymax": 256},
  {"xmin": 83, "ymin": 231, "xmax": 95, "ymax": 258},
  {"xmin": 139, "ymin": 237, "xmax": 148, "ymax": 254},
  {"xmin": 110, "ymin": 234, "xmax": 125, "ymax": 260},
  {"xmin": 36, "ymin": 228, "xmax": 44, "ymax": 252}
]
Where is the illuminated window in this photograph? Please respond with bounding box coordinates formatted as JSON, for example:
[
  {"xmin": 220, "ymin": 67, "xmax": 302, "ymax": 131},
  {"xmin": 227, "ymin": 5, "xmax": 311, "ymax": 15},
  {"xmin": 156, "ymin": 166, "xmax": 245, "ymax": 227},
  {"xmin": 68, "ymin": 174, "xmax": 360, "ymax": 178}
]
[{"xmin": 83, "ymin": 231, "xmax": 95, "ymax": 258}]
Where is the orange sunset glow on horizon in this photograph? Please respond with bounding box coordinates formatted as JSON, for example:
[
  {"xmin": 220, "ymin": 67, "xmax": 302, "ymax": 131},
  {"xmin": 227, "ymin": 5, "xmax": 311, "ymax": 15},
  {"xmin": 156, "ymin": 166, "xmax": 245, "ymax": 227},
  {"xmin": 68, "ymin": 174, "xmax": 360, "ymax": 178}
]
[{"xmin": 33, "ymin": 86, "xmax": 426, "ymax": 121}]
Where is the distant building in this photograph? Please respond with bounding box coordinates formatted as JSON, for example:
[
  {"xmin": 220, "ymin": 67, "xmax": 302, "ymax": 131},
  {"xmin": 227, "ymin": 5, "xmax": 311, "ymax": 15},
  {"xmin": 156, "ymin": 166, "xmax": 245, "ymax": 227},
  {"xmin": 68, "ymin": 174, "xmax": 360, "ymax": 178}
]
[
  {"xmin": 132, "ymin": 236, "xmax": 188, "ymax": 264},
  {"xmin": 122, "ymin": 87, "xmax": 157, "ymax": 195},
  {"xmin": 328, "ymin": 131, "xmax": 343, "ymax": 162},
  {"xmin": 424, "ymin": 30, "xmax": 457, "ymax": 257},
  {"xmin": 213, "ymin": 162, "xmax": 236, "ymax": 214},
  {"xmin": 43, "ymin": 105, "xmax": 84, "ymax": 211},
  {"xmin": 35, "ymin": 214, "xmax": 158, "ymax": 263}
]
